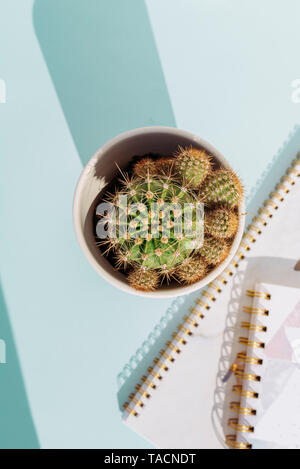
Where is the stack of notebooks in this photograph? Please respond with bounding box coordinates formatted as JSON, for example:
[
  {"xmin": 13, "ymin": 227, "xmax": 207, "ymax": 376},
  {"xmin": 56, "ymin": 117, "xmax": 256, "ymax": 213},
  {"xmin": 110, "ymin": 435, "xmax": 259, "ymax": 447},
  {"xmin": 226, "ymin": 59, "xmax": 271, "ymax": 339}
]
[{"xmin": 119, "ymin": 152, "xmax": 300, "ymax": 449}]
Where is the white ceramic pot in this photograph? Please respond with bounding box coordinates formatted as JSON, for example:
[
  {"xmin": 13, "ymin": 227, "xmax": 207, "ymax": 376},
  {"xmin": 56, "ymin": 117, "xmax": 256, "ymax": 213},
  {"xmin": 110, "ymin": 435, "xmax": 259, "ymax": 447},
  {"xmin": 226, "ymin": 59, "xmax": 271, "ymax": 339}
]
[{"xmin": 73, "ymin": 127, "xmax": 245, "ymax": 298}]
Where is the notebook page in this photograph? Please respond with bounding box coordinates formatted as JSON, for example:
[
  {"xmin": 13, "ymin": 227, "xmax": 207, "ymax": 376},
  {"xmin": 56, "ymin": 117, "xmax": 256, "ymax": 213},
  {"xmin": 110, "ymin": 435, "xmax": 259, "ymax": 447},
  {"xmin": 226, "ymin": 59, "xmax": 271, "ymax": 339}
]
[{"xmin": 236, "ymin": 282, "xmax": 300, "ymax": 449}]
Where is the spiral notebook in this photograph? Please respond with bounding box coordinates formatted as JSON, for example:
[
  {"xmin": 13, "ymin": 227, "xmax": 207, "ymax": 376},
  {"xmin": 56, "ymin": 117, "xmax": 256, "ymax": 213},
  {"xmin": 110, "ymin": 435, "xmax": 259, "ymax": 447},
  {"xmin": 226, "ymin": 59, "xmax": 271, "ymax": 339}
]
[
  {"xmin": 120, "ymin": 150, "xmax": 300, "ymax": 449},
  {"xmin": 225, "ymin": 282, "xmax": 300, "ymax": 450}
]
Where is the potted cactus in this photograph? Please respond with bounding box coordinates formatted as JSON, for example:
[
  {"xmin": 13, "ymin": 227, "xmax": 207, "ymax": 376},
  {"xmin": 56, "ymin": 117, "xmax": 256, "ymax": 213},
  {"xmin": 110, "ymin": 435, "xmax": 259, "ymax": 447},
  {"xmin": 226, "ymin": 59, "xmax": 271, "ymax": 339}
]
[
  {"xmin": 94, "ymin": 147, "xmax": 243, "ymax": 292},
  {"xmin": 73, "ymin": 127, "xmax": 245, "ymax": 297}
]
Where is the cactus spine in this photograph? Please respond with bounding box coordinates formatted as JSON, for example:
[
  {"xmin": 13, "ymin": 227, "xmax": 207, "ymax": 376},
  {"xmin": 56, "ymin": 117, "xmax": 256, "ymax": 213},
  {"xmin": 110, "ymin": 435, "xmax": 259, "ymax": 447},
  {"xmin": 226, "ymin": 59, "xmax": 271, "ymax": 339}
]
[
  {"xmin": 198, "ymin": 236, "xmax": 230, "ymax": 266},
  {"xmin": 155, "ymin": 156, "xmax": 176, "ymax": 176},
  {"xmin": 175, "ymin": 255, "xmax": 207, "ymax": 284},
  {"xmin": 97, "ymin": 174, "xmax": 202, "ymax": 279},
  {"xmin": 200, "ymin": 169, "xmax": 243, "ymax": 207},
  {"xmin": 128, "ymin": 267, "xmax": 159, "ymax": 291},
  {"xmin": 133, "ymin": 157, "xmax": 157, "ymax": 178},
  {"xmin": 175, "ymin": 146, "xmax": 212, "ymax": 188},
  {"xmin": 205, "ymin": 207, "xmax": 238, "ymax": 239}
]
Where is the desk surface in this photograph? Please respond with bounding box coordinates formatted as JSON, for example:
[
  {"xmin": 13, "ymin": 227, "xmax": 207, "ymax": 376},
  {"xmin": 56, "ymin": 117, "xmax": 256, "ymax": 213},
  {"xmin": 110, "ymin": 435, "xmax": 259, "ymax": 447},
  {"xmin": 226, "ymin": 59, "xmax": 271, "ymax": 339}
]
[{"xmin": 0, "ymin": 0, "xmax": 300, "ymax": 448}]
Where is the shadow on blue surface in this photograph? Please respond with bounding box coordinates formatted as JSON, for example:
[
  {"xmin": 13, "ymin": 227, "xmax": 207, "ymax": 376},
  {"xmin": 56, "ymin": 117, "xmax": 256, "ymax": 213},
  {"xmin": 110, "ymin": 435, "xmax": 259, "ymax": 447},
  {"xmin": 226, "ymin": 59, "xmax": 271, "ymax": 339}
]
[
  {"xmin": 0, "ymin": 282, "xmax": 39, "ymax": 448},
  {"xmin": 33, "ymin": 0, "xmax": 176, "ymax": 436},
  {"xmin": 33, "ymin": 0, "xmax": 176, "ymax": 166}
]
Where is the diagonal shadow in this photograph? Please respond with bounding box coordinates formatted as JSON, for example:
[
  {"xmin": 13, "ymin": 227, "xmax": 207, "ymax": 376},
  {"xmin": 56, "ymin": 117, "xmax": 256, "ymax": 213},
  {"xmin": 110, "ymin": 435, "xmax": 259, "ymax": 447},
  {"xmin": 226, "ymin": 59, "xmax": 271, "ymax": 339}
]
[
  {"xmin": 33, "ymin": 0, "xmax": 176, "ymax": 166},
  {"xmin": 0, "ymin": 281, "xmax": 39, "ymax": 449}
]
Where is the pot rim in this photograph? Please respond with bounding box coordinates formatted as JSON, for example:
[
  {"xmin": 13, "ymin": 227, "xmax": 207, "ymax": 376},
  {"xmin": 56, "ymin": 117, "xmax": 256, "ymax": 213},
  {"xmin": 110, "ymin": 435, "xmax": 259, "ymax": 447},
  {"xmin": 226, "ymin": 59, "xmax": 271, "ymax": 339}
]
[{"xmin": 73, "ymin": 126, "xmax": 245, "ymax": 298}]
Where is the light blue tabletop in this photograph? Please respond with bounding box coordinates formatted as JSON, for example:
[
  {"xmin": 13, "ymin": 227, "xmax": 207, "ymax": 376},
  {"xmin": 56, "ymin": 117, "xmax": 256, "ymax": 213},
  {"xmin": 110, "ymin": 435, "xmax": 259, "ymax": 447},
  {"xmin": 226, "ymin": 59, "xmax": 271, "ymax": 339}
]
[{"xmin": 0, "ymin": 0, "xmax": 300, "ymax": 448}]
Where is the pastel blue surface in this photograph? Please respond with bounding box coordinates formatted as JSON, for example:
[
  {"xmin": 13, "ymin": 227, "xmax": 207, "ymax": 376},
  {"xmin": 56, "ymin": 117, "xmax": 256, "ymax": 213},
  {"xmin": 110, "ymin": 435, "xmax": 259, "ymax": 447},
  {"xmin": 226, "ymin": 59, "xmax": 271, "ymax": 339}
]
[{"xmin": 0, "ymin": 0, "xmax": 300, "ymax": 448}]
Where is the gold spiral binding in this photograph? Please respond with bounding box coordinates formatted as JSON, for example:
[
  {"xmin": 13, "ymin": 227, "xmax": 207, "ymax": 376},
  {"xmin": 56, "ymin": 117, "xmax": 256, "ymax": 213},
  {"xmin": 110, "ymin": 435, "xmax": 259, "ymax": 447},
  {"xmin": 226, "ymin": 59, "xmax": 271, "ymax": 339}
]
[
  {"xmin": 270, "ymin": 191, "xmax": 284, "ymax": 202},
  {"xmin": 232, "ymin": 385, "xmax": 259, "ymax": 399},
  {"xmin": 195, "ymin": 298, "xmax": 210, "ymax": 310},
  {"xmin": 234, "ymin": 369, "xmax": 261, "ymax": 382},
  {"xmin": 243, "ymin": 232, "xmax": 257, "ymax": 244},
  {"xmin": 226, "ymin": 298, "xmax": 267, "ymax": 444},
  {"xmin": 128, "ymin": 393, "xmax": 144, "ymax": 407},
  {"xmin": 241, "ymin": 322, "xmax": 267, "ymax": 333},
  {"xmin": 253, "ymin": 215, "xmax": 268, "ymax": 226},
  {"xmin": 153, "ymin": 357, "xmax": 169, "ymax": 371},
  {"xmin": 172, "ymin": 332, "xmax": 187, "ymax": 345},
  {"xmin": 239, "ymin": 337, "xmax": 265, "ymax": 349},
  {"xmin": 225, "ymin": 268, "xmax": 234, "ymax": 276},
  {"xmin": 202, "ymin": 290, "xmax": 216, "ymax": 302},
  {"xmin": 264, "ymin": 199, "xmax": 278, "ymax": 210},
  {"xmin": 243, "ymin": 306, "xmax": 269, "ymax": 316},
  {"xmin": 189, "ymin": 306, "xmax": 204, "ymax": 319},
  {"xmin": 218, "ymin": 275, "xmax": 228, "ymax": 285},
  {"xmin": 276, "ymin": 182, "xmax": 290, "ymax": 194},
  {"xmin": 166, "ymin": 341, "xmax": 181, "ymax": 354},
  {"xmin": 237, "ymin": 352, "xmax": 263, "ymax": 366},
  {"xmin": 135, "ymin": 384, "xmax": 150, "ymax": 399},
  {"xmin": 287, "ymin": 167, "xmax": 300, "ymax": 177},
  {"xmin": 230, "ymin": 402, "xmax": 256, "ymax": 415},
  {"xmin": 247, "ymin": 223, "xmax": 262, "ymax": 235},
  {"xmin": 147, "ymin": 367, "xmax": 162, "ymax": 380},
  {"xmin": 159, "ymin": 349, "xmax": 175, "ymax": 362},
  {"xmin": 178, "ymin": 324, "xmax": 193, "ymax": 336},
  {"xmin": 225, "ymin": 435, "xmax": 252, "ymax": 449},
  {"xmin": 281, "ymin": 174, "xmax": 295, "ymax": 186},
  {"xmin": 123, "ymin": 402, "xmax": 138, "ymax": 417},
  {"xmin": 228, "ymin": 418, "xmax": 254, "ymax": 433},
  {"xmin": 240, "ymin": 242, "xmax": 251, "ymax": 252},
  {"xmin": 141, "ymin": 376, "xmax": 156, "ymax": 389},
  {"xmin": 210, "ymin": 282, "xmax": 222, "ymax": 293},
  {"xmin": 183, "ymin": 315, "xmax": 199, "ymax": 328},
  {"xmin": 246, "ymin": 290, "xmax": 271, "ymax": 300},
  {"xmin": 258, "ymin": 206, "xmax": 273, "ymax": 218},
  {"xmin": 226, "ymin": 156, "xmax": 299, "ymax": 448}
]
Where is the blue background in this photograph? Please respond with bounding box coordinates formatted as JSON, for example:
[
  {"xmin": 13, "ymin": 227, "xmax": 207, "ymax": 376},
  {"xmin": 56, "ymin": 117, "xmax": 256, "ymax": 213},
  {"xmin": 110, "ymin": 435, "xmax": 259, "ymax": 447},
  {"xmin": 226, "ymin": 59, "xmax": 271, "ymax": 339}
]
[{"xmin": 0, "ymin": 0, "xmax": 300, "ymax": 448}]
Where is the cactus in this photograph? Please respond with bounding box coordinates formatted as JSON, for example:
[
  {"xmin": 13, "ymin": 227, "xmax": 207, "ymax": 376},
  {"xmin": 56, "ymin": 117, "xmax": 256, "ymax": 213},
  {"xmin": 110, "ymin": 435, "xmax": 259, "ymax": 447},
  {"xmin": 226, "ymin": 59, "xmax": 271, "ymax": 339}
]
[
  {"xmin": 175, "ymin": 255, "xmax": 207, "ymax": 284},
  {"xmin": 133, "ymin": 157, "xmax": 157, "ymax": 178},
  {"xmin": 155, "ymin": 156, "xmax": 176, "ymax": 176},
  {"xmin": 97, "ymin": 174, "xmax": 202, "ymax": 276},
  {"xmin": 205, "ymin": 207, "xmax": 238, "ymax": 239},
  {"xmin": 128, "ymin": 266, "xmax": 159, "ymax": 292},
  {"xmin": 95, "ymin": 147, "xmax": 242, "ymax": 291},
  {"xmin": 175, "ymin": 146, "xmax": 212, "ymax": 188},
  {"xmin": 198, "ymin": 236, "xmax": 230, "ymax": 265},
  {"xmin": 199, "ymin": 169, "xmax": 243, "ymax": 208}
]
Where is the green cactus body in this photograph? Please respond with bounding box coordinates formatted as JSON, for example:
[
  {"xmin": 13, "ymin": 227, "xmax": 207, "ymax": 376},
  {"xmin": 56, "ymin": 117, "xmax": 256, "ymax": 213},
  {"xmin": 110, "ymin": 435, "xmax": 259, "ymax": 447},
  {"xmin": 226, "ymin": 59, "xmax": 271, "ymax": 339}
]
[
  {"xmin": 206, "ymin": 207, "xmax": 239, "ymax": 239},
  {"xmin": 98, "ymin": 176, "xmax": 203, "ymax": 273},
  {"xmin": 200, "ymin": 169, "xmax": 243, "ymax": 208},
  {"xmin": 198, "ymin": 236, "xmax": 230, "ymax": 266},
  {"xmin": 95, "ymin": 148, "xmax": 242, "ymax": 291},
  {"xmin": 175, "ymin": 146, "xmax": 211, "ymax": 188}
]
